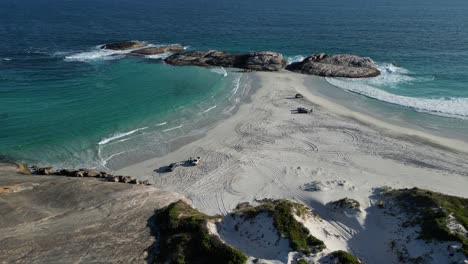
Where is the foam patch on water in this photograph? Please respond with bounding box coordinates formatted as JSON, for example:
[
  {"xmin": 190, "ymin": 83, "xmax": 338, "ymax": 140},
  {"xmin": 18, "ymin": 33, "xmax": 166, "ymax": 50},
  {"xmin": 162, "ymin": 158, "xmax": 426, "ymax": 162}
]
[
  {"xmin": 98, "ymin": 126, "xmax": 148, "ymax": 145},
  {"xmin": 326, "ymin": 77, "xmax": 468, "ymax": 119},
  {"xmin": 145, "ymin": 52, "xmax": 172, "ymax": 60},
  {"xmin": 64, "ymin": 46, "xmax": 131, "ymax": 62},
  {"xmin": 64, "ymin": 43, "xmax": 188, "ymax": 62},
  {"xmin": 210, "ymin": 67, "xmax": 228, "ymax": 77},
  {"xmin": 201, "ymin": 105, "xmax": 217, "ymax": 114},
  {"xmin": 285, "ymin": 55, "xmax": 305, "ymax": 63}
]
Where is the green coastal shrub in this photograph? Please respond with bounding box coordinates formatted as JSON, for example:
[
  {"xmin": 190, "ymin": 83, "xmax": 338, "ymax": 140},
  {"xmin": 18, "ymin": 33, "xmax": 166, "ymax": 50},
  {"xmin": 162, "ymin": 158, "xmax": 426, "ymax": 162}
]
[
  {"xmin": 154, "ymin": 200, "xmax": 247, "ymax": 264},
  {"xmin": 331, "ymin": 250, "xmax": 362, "ymax": 264},
  {"xmin": 390, "ymin": 188, "xmax": 468, "ymax": 257},
  {"xmin": 234, "ymin": 199, "xmax": 325, "ymax": 254}
]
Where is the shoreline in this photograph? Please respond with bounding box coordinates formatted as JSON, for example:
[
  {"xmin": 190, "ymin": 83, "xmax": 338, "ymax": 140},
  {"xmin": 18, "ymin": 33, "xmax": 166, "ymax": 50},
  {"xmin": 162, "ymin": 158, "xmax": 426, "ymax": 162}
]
[{"xmin": 116, "ymin": 71, "xmax": 468, "ymax": 215}]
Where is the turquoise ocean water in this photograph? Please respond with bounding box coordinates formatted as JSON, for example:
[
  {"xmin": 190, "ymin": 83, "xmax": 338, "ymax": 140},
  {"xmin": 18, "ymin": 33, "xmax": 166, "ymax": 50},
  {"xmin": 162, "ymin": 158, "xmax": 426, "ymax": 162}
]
[{"xmin": 1, "ymin": 0, "xmax": 468, "ymax": 169}]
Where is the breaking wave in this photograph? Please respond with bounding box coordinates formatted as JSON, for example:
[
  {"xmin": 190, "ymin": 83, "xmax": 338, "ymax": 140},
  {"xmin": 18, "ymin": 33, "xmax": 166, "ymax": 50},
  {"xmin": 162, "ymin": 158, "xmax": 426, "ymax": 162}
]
[
  {"xmin": 326, "ymin": 64, "xmax": 468, "ymax": 119},
  {"xmin": 98, "ymin": 127, "xmax": 148, "ymax": 145}
]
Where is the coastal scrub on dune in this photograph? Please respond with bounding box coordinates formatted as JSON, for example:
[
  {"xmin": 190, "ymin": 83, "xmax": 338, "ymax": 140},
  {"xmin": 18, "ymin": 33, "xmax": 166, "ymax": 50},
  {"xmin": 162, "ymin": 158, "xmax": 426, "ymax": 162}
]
[
  {"xmin": 232, "ymin": 199, "xmax": 326, "ymax": 254},
  {"xmin": 329, "ymin": 250, "xmax": 362, "ymax": 264},
  {"xmin": 153, "ymin": 200, "xmax": 247, "ymax": 264},
  {"xmin": 386, "ymin": 188, "xmax": 468, "ymax": 257}
]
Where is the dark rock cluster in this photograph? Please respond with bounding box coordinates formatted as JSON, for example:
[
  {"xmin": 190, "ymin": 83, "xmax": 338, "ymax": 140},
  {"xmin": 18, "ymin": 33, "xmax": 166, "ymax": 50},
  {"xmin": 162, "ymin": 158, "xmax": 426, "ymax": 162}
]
[
  {"xmin": 164, "ymin": 50, "xmax": 288, "ymax": 72},
  {"xmin": 100, "ymin": 40, "xmax": 381, "ymax": 77},
  {"xmin": 286, "ymin": 53, "xmax": 380, "ymax": 78},
  {"xmin": 31, "ymin": 166, "xmax": 150, "ymax": 185}
]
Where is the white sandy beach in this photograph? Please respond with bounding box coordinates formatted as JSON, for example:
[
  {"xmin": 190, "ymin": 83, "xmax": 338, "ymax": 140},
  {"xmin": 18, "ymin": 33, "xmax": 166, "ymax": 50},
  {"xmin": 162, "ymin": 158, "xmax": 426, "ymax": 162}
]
[{"xmin": 116, "ymin": 71, "xmax": 468, "ymax": 263}]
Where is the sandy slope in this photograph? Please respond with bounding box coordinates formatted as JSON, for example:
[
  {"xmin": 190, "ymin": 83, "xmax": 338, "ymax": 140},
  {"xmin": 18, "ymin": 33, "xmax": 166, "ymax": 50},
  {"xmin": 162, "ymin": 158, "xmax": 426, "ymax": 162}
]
[
  {"xmin": 0, "ymin": 165, "xmax": 188, "ymax": 264},
  {"xmin": 117, "ymin": 71, "xmax": 468, "ymax": 263}
]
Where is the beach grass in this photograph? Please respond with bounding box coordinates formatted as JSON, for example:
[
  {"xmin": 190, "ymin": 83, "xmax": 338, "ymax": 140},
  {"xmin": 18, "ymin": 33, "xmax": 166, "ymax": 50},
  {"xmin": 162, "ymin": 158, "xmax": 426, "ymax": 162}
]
[
  {"xmin": 154, "ymin": 200, "xmax": 247, "ymax": 264},
  {"xmin": 234, "ymin": 199, "xmax": 325, "ymax": 254},
  {"xmin": 390, "ymin": 188, "xmax": 468, "ymax": 256},
  {"xmin": 330, "ymin": 250, "xmax": 362, "ymax": 264}
]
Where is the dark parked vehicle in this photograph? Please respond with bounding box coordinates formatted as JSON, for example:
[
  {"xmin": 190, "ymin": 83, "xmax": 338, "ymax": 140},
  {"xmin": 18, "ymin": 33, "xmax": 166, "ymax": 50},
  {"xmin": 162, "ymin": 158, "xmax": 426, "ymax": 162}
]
[
  {"xmin": 167, "ymin": 162, "xmax": 179, "ymax": 172},
  {"xmin": 297, "ymin": 107, "xmax": 310, "ymax": 113}
]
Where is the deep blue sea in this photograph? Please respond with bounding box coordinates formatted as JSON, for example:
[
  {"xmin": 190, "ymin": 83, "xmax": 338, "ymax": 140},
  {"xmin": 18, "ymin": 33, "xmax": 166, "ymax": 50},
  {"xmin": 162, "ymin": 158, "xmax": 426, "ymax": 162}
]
[{"xmin": 1, "ymin": 0, "xmax": 468, "ymax": 169}]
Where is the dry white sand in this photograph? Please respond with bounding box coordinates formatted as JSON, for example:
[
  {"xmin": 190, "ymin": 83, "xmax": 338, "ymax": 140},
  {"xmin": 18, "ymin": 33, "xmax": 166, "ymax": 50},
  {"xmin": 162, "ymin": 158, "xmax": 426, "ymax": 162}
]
[{"xmin": 117, "ymin": 71, "xmax": 468, "ymax": 263}]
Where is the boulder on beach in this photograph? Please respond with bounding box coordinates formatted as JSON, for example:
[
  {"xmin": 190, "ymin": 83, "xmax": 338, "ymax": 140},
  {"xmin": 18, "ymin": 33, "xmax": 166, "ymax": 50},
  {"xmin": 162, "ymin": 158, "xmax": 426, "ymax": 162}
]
[
  {"xmin": 164, "ymin": 50, "xmax": 287, "ymax": 71},
  {"xmin": 130, "ymin": 45, "xmax": 185, "ymax": 55},
  {"xmin": 101, "ymin": 41, "xmax": 147, "ymax": 50},
  {"xmin": 286, "ymin": 53, "xmax": 380, "ymax": 78},
  {"xmin": 33, "ymin": 166, "xmax": 55, "ymax": 175}
]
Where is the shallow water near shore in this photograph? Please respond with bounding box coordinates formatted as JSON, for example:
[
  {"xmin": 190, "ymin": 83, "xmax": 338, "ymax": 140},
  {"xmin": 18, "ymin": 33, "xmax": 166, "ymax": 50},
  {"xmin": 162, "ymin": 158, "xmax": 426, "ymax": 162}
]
[
  {"xmin": 1, "ymin": 0, "xmax": 468, "ymax": 167},
  {"xmin": 304, "ymin": 76, "xmax": 468, "ymax": 143}
]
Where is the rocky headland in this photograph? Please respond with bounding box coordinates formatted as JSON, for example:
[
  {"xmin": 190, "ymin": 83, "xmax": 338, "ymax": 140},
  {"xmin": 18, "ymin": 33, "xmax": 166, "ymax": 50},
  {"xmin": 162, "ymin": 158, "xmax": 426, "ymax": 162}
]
[
  {"xmin": 0, "ymin": 162, "xmax": 188, "ymax": 263},
  {"xmin": 286, "ymin": 53, "xmax": 381, "ymax": 78}
]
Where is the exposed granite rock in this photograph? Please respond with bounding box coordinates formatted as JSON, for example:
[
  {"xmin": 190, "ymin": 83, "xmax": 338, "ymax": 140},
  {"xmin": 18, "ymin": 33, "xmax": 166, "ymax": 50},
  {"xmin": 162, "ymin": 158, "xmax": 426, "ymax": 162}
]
[
  {"xmin": 130, "ymin": 45, "xmax": 184, "ymax": 55},
  {"xmin": 101, "ymin": 41, "xmax": 147, "ymax": 50},
  {"xmin": 164, "ymin": 50, "xmax": 287, "ymax": 71},
  {"xmin": 84, "ymin": 169, "xmax": 100, "ymax": 177},
  {"xmin": 286, "ymin": 53, "xmax": 380, "ymax": 78},
  {"xmin": 32, "ymin": 166, "xmax": 55, "ymax": 175},
  {"xmin": 0, "ymin": 163, "xmax": 187, "ymax": 263},
  {"xmin": 0, "ymin": 162, "xmax": 31, "ymax": 175},
  {"xmin": 164, "ymin": 50, "xmax": 237, "ymax": 67},
  {"xmin": 244, "ymin": 51, "xmax": 288, "ymax": 71}
]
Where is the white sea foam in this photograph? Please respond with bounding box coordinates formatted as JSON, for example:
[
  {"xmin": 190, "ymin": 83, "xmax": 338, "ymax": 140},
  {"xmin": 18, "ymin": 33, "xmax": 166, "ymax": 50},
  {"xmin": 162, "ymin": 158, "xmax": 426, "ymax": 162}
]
[
  {"xmin": 230, "ymin": 74, "xmax": 242, "ymax": 99},
  {"xmin": 65, "ymin": 48, "xmax": 128, "ymax": 62},
  {"xmin": 98, "ymin": 127, "xmax": 148, "ymax": 145},
  {"xmin": 145, "ymin": 52, "xmax": 172, "ymax": 60},
  {"xmin": 163, "ymin": 125, "xmax": 183, "ymax": 132},
  {"xmin": 156, "ymin": 122, "xmax": 167, "ymax": 126},
  {"xmin": 210, "ymin": 67, "xmax": 228, "ymax": 77},
  {"xmin": 286, "ymin": 55, "xmax": 305, "ymax": 63},
  {"xmin": 64, "ymin": 43, "xmax": 146, "ymax": 62},
  {"xmin": 201, "ymin": 105, "xmax": 217, "ymax": 114},
  {"xmin": 2, "ymin": 58, "xmax": 12, "ymax": 61},
  {"xmin": 326, "ymin": 77, "xmax": 468, "ymax": 118},
  {"xmin": 101, "ymin": 150, "xmax": 127, "ymax": 167}
]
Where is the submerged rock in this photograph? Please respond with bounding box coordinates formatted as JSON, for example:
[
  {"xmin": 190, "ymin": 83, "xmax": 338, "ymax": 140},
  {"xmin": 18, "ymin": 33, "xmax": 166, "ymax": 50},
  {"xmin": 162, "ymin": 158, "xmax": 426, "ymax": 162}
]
[
  {"xmin": 286, "ymin": 53, "xmax": 380, "ymax": 78},
  {"xmin": 101, "ymin": 41, "xmax": 147, "ymax": 50},
  {"xmin": 164, "ymin": 50, "xmax": 287, "ymax": 71},
  {"xmin": 130, "ymin": 45, "xmax": 184, "ymax": 55}
]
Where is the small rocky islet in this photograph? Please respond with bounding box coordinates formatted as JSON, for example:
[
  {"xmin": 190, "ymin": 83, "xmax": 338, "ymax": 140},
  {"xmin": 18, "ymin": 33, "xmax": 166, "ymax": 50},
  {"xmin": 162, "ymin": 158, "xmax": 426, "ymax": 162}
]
[{"xmin": 101, "ymin": 40, "xmax": 381, "ymax": 78}]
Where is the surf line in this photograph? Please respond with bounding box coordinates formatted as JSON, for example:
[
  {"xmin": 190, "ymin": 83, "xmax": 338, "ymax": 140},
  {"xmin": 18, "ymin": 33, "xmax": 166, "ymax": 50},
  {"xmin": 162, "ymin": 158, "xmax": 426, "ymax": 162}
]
[
  {"xmin": 163, "ymin": 125, "xmax": 183, "ymax": 132},
  {"xmin": 201, "ymin": 105, "xmax": 217, "ymax": 114},
  {"xmin": 98, "ymin": 127, "xmax": 148, "ymax": 145}
]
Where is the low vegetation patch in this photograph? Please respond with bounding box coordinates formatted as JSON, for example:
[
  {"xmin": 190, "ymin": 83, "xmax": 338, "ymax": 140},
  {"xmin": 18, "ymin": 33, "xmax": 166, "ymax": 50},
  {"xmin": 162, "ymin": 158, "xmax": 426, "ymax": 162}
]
[
  {"xmin": 154, "ymin": 200, "xmax": 247, "ymax": 264},
  {"xmin": 330, "ymin": 250, "xmax": 362, "ymax": 264},
  {"xmin": 234, "ymin": 199, "xmax": 325, "ymax": 254},
  {"xmin": 388, "ymin": 188, "xmax": 468, "ymax": 257}
]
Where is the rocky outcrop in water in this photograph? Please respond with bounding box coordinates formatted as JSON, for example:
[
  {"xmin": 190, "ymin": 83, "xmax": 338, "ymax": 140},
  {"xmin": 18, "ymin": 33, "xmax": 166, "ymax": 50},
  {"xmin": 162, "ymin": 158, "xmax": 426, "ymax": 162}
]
[
  {"xmin": 286, "ymin": 53, "xmax": 380, "ymax": 78},
  {"xmin": 164, "ymin": 50, "xmax": 288, "ymax": 72},
  {"xmin": 101, "ymin": 41, "xmax": 147, "ymax": 50},
  {"xmin": 130, "ymin": 45, "xmax": 184, "ymax": 55}
]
